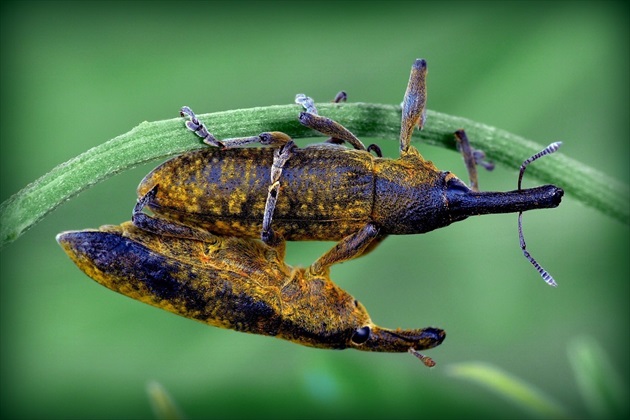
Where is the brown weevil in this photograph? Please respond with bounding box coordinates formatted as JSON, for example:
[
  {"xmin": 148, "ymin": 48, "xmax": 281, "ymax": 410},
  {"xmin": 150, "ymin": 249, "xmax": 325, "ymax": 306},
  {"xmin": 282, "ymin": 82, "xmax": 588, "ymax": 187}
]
[
  {"xmin": 56, "ymin": 219, "xmax": 445, "ymax": 367},
  {"xmin": 135, "ymin": 59, "xmax": 564, "ymax": 284}
]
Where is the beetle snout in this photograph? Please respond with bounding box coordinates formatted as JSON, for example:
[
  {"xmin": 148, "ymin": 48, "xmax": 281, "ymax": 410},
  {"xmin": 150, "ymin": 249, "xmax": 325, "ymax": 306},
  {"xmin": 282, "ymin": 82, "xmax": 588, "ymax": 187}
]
[
  {"xmin": 358, "ymin": 325, "xmax": 446, "ymax": 353},
  {"xmin": 446, "ymin": 184, "xmax": 564, "ymax": 217}
]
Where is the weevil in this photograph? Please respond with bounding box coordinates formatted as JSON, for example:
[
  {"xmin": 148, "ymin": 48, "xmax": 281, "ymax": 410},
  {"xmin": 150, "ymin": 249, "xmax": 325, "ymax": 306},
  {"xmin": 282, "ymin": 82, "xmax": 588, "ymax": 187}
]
[
  {"xmin": 135, "ymin": 59, "xmax": 564, "ymax": 283},
  {"xmin": 56, "ymin": 219, "xmax": 444, "ymax": 367}
]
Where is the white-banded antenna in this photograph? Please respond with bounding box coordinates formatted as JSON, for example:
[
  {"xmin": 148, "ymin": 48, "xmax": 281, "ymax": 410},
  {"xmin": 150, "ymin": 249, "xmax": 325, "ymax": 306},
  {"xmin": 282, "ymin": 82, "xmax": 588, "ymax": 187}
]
[{"xmin": 518, "ymin": 142, "xmax": 562, "ymax": 286}]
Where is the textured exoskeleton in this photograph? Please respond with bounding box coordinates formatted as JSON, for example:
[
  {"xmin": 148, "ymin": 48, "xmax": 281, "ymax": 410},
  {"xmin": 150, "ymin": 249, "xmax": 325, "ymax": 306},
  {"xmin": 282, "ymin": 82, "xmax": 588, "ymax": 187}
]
[
  {"xmin": 57, "ymin": 220, "xmax": 445, "ymax": 366},
  {"xmin": 135, "ymin": 59, "xmax": 563, "ymax": 280}
]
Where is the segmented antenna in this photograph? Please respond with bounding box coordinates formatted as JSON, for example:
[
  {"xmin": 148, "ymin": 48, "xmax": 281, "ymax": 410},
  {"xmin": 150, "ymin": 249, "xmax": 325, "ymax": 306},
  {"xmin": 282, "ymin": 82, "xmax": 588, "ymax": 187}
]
[
  {"xmin": 518, "ymin": 142, "xmax": 562, "ymax": 287},
  {"xmin": 408, "ymin": 348, "xmax": 436, "ymax": 367},
  {"xmin": 518, "ymin": 142, "xmax": 562, "ymax": 190}
]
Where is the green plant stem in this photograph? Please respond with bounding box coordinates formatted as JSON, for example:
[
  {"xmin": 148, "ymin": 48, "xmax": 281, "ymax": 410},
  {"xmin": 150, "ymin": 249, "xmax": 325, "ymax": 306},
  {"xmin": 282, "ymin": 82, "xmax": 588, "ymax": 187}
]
[
  {"xmin": 448, "ymin": 362, "xmax": 569, "ymax": 418},
  {"xmin": 1, "ymin": 103, "xmax": 628, "ymax": 249}
]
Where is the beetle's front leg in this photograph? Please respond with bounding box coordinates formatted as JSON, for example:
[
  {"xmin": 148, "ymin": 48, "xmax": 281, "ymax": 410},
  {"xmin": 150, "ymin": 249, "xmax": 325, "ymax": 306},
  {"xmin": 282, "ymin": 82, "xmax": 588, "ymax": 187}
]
[
  {"xmin": 309, "ymin": 223, "xmax": 380, "ymax": 276},
  {"xmin": 295, "ymin": 94, "xmax": 367, "ymax": 151}
]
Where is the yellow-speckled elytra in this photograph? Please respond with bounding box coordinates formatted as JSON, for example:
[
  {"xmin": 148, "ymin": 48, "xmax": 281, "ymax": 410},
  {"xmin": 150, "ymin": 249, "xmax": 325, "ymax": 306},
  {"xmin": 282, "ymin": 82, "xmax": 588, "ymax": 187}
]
[
  {"xmin": 56, "ymin": 221, "xmax": 444, "ymax": 367},
  {"xmin": 135, "ymin": 59, "xmax": 563, "ymax": 284}
]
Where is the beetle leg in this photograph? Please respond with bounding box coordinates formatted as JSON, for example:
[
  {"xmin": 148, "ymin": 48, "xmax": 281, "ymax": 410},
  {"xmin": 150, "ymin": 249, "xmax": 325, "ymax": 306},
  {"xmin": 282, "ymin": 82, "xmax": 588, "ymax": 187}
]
[
  {"xmin": 132, "ymin": 185, "xmax": 219, "ymax": 243},
  {"xmin": 454, "ymin": 129, "xmax": 479, "ymax": 192},
  {"xmin": 180, "ymin": 106, "xmax": 294, "ymax": 149},
  {"xmin": 261, "ymin": 141, "xmax": 296, "ymax": 245},
  {"xmin": 180, "ymin": 106, "xmax": 224, "ymax": 147},
  {"xmin": 320, "ymin": 91, "xmax": 349, "ymax": 145},
  {"xmin": 454, "ymin": 129, "xmax": 495, "ymax": 192},
  {"xmin": 220, "ymin": 131, "xmax": 294, "ymax": 149},
  {"xmin": 400, "ymin": 59, "xmax": 428, "ymax": 155},
  {"xmin": 332, "ymin": 90, "xmax": 347, "ymax": 103},
  {"xmin": 309, "ymin": 223, "xmax": 380, "ymax": 276},
  {"xmin": 304, "ymin": 90, "xmax": 348, "ymax": 146},
  {"xmin": 261, "ymin": 181, "xmax": 281, "ymax": 245},
  {"xmin": 357, "ymin": 233, "xmax": 388, "ymax": 258},
  {"xmin": 295, "ymin": 94, "xmax": 367, "ymax": 151}
]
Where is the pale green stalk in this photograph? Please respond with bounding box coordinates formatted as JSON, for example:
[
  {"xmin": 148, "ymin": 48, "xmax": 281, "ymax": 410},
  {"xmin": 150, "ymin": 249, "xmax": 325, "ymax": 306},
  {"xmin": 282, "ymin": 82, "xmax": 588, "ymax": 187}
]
[{"xmin": 448, "ymin": 362, "xmax": 568, "ymax": 418}]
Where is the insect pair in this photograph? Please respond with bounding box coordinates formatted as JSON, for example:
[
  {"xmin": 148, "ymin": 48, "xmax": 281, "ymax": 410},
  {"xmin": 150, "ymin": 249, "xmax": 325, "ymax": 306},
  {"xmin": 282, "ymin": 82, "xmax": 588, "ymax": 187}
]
[{"xmin": 58, "ymin": 59, "xmax": 563, "ymax": 366}]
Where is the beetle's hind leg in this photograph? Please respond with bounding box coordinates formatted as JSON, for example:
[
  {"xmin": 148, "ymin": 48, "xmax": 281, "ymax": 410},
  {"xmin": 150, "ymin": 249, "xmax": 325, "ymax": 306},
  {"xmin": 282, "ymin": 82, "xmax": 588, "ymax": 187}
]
[
  {"xmin": 180, "ymin": 106, "xmax": 224, "ymax": 148},
  {"xmin": 180, "ymin": 106, "xmax": 294, "ymax": 149},
  {"xmin": 295, "ymin": 94, "xmax": 366, "ymax": 151},
  {"xmin": 453, "ymin": 129, "xmax": 495, "ymax": 192}
]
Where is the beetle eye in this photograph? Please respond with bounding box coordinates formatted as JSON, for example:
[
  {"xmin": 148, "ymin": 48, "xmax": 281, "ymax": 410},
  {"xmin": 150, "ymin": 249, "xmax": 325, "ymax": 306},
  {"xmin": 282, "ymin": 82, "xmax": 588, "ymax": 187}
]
[{"xmin": 351, "ymin": 326, "xmax": 371, "ymax": 344}]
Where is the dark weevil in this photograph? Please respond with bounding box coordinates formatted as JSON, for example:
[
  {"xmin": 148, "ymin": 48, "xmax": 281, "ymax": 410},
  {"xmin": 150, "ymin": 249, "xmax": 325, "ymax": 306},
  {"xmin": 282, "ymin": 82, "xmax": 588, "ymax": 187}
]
[
  {"xmin": 57, "ymin": 221, "xmax": 445, "ymax": 367},
  {"xmin": 134, "ymin": 59, "xmax": 564, "ymax": 284}
]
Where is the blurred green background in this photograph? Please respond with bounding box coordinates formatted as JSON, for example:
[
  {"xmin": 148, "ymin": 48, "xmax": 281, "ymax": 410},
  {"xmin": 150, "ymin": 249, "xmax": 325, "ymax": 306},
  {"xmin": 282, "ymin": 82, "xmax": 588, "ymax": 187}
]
[{"xmin": 1, "ymin": 1, "xmax": 628, "ymax": 418}]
